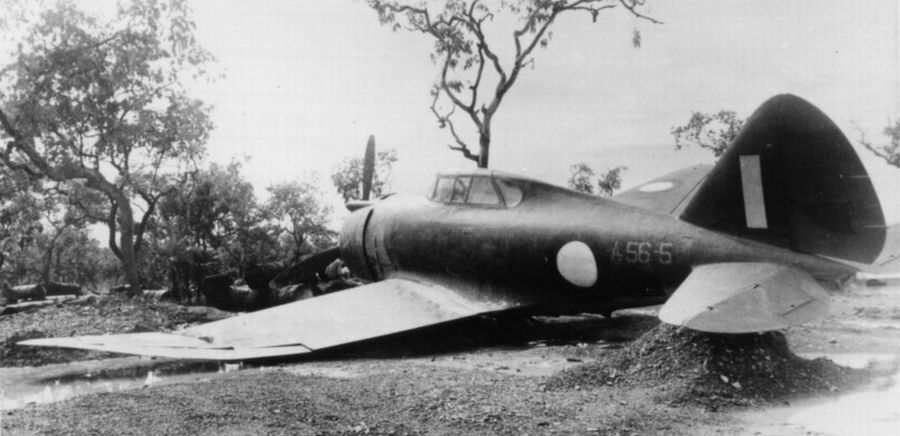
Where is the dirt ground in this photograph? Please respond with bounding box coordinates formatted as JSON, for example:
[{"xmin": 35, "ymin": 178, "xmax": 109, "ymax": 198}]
[{"xmin": 1, "ymin": 282, "xmax": 899, "ymax": 435}]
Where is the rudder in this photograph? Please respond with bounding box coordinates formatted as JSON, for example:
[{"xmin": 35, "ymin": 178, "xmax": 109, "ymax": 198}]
[{"xmin": 680, "ymin": 94, "xmax": 886, "ymax": 264}]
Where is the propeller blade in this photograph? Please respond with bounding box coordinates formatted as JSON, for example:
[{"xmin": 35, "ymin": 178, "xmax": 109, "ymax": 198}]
[
  {"xmin": 361, "ymin": 135, "xmax": 376, "ymax": 201},
  {"xmin": 269, "ymin": 246, "xmax": 341, "ymax": 289}
]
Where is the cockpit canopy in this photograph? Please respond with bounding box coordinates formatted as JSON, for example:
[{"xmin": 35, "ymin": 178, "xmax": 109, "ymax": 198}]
[{"xmin": 428, "ymin": 171, "xmax": 524, "ymax": 208}]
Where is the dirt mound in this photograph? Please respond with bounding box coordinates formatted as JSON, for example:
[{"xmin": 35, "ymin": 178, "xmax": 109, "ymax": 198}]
[
  {"xmin": 0, "ymin": 295, "xmax": 231, "ymax": 367},
  {"xmin": 547, "ymin": 324, "xmax": 874, "ymax": 409}
]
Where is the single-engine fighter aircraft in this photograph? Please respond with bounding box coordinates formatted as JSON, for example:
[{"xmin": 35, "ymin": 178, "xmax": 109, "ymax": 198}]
[{"xmin": 20, "ymin": 94, "xmax": 898, "ymax": 360}]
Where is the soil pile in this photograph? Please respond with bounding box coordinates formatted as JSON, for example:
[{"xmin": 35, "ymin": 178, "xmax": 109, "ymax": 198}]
[
  {"xmin": 547, "ymin": 324, "xmax": 874, "ymax": 409},
  {"xmin": 0, "ymin": 295, "xmax": 231, "ymax": 367}
]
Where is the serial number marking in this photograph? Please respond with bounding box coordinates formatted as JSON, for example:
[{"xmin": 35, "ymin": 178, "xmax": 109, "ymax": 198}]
[{"xmin": 611, "ymin": 241, "xmax": 674, "ymax": 265}]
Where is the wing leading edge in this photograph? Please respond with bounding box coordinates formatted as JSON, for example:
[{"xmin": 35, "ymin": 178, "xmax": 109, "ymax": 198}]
[{"xmin": 19, "ymin": 278, "xmax": 518, "ymax": 361}]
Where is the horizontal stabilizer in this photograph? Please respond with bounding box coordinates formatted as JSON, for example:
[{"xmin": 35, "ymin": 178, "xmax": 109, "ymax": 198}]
[
  {"xmin": 658, "ymin": 263, "xmax": 830, "ymax": 333},
  {"xmin": 614, "ymin": 165, "xmax": 712, "ymax": 216},
  {"xmin": 20, "ymin": 278, "xmax": 517, "ymax": 360}
]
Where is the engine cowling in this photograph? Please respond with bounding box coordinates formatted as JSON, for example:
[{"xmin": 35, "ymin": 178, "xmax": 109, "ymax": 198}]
[{"xmin": 339, "ymin": 207, "xmax": 376, "ymax": 281}]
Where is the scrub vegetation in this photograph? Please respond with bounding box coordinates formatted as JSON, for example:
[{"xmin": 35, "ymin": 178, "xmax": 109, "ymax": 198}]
[{"xmin": 0, "ymin": 1, "xmax": 344, "ymax": 299}]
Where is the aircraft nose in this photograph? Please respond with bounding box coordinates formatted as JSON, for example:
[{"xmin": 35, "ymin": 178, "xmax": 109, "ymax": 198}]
[{"xmin": 339, "ymin": 208, "xmax": 376, "ymax": 281}]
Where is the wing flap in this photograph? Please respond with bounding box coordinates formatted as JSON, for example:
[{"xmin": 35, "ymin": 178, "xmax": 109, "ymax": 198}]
[
  {"xmin": 658, "ymin": 263, "xmax": 830, "ymax": 333},
  {"xmin": 19, "ymin": 278, "xmax": 515, "ymax": 360}
]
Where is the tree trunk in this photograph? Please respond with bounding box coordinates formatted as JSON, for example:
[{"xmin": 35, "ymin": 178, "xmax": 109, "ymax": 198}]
[
  {"xmin": 113, "ymin": 194, "xmax": 141, "ymax": 296},
  {"xmin": 41, "ymin": 246, "xmax": 54, "ymax": 284},
  {"xmin": 41, "ymin": 227, "xmax": 66, "ymax": 285},
  {"xmin": 478, "ymin": 126, "xmax": 491, "ymax": 169}
]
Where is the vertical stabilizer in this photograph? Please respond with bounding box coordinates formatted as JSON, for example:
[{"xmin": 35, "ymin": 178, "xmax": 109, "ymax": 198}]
[{"xmin": 680, "ymin": 94, "xmax": 886, "ymax": 264}]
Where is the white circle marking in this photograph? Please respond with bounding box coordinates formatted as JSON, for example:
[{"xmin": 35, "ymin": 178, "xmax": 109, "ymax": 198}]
[
  {"xmin": 638, "ymin": 181, "xmax": 675, "ymax": 193},
  {"xmin": 556, "ymin": 241, "xmax": 598, "ymax": 288}
]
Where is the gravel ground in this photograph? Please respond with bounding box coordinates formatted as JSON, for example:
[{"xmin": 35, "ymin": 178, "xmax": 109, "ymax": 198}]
[
  {"xmin": 2, "ymin": 282, "xmax": 899, "ymax": 435},
  {"xmin": 0, "ymin": 295, "xmax": 231, "ymax": 367}
]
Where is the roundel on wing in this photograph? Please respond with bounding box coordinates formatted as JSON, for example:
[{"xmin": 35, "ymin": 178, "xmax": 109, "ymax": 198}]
[
  {"xmin": 556, "ymin": 241, "xmax": 598, "ymax": 288},
  {"xmin": 638, "ymin": 181, "xmax": 675, "ymax": 193}
]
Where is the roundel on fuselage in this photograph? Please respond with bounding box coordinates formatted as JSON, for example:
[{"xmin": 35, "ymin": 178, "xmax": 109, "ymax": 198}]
[{"xmin": 556, "ymin": 241, "xmax": 598, "ymax": 288}]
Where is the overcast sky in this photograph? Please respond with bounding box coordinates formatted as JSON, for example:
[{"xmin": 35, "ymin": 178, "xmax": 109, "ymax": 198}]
[
  {"xmin": 10, "ymin": 1, "xmax": 898, "ymax": 223},
  {"xmin": 183, "ymin": 0, "xmax": 900, "ymax": 222}
]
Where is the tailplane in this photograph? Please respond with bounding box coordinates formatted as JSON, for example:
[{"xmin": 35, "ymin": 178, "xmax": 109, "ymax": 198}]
[{"xmin": 680, "ymin": 94, "xmax": 886, "ymax": 264}]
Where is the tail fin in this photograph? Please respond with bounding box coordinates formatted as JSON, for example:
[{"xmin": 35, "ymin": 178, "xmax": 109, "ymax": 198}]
[{"xmin": 680, "ymin": 94, "xmax": 886, "ymax": 264}]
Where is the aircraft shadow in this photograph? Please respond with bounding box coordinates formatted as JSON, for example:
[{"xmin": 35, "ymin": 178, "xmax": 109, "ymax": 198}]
[
  {"xmin": 268, "ymin": 311, "xmax": 661, "ymax": 364},
  {"xmin": 28, "ymin": 312, "xmax": 659, "ymax": 384}
]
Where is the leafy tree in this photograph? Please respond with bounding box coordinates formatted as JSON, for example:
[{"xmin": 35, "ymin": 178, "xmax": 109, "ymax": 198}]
[
  {"xmin": 159, "ymin": 161, "xmax": 274, "ymax": 272},
  {"xmin": 265, "ymin": 180, "xmax": 337, "ymax": 260},
  {"xmin": 567, "ymin": 162, "xmax": 596, "ymax": 194},
  {"xmin": 597, "ymin": 165, "xmax": 626, "ymax": 197},
  {"xmin": 368, "ymin": 0, "xmax": 659, "ymax": 168},
  {"xmin": 331, "ymin": 148, "xmax": 398, "ymax": 202},
  {"xmin": 0, "ymin": 0, "xmax": 214, "ymax": 294},
  {"xmin": 0, "ymin": 165, "xmax": 43, "ymax": 284},
  {"xmin": 1, "ymin": 167, "xmax": 117, "ymax": 287},
  {"xmin": 567, "ymin": 162, "xmax": 626, "ymax": 197},
  {"xmin": 671, "ymin": 111, "xmax": 745, "ymax": 158},
  {"xmin": 34, "ymin": 187, "xmax": 90, "ymax": 284},
  {"xmin": 857, "ymin": 120, "xmax": 900, "ymax": 168},
  {"xmin": 34, "ymin": 224, "xmax": 117, "ymax": 287}
]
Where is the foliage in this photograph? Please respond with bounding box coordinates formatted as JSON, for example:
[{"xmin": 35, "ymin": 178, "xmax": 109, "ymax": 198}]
[
  {"xmin": 2, "ymin": 222, "xmax": 119, "ymax": 289},
  {"xmin": 567, "ymin": 162, "xmax": 595, "ymax": 194},
  {"xmin": 567, "ymin": 162, "xmax": 626, "ymax": 197},
  {"xmin": 265, "ymin": 180, "xmax": 337, "ymax": 259},
  {"xmin": 671, "ymin": 111, "xmax": 745, "ymax": 158},
  {"xmin": 0, "ymin": 0, "xmax": 214, "ymax": 292},
  {"xmin": 158, "ymin": 161, "xmax": 275, "ymax": 274},
  {"xmin": 367, "ymin": 0, "xmax": 659, "ymax": 168},
  {"xmin": 858, "ymin": 120, "xmax": 900, "ymax": 168},
  {"xmin": 331, "ymin": 149, "xmax": 398, "ymax": 202},
  {"xmin": 1, "ymin": 165, "xmax": 119, "ymax": 288},
  {"xmin": 34, "ymin": 227, "xmax": 119, "ymax": 286},
  {"xmin": 597, "ymin": 165, "xmax": 626, "ymax": 197},
  {"xmin": 0, "ymin": 166, "xmax": 42, "ymax": 280}
]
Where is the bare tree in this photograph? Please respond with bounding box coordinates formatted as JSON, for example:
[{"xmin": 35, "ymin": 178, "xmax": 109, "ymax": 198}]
[
  {"xmin": 857, "ymin": 120, "xmax": 900, "ymax": 168},
  {"xmin": 369, "ymin": 0, "xmax": 659, "ymax": 168}
]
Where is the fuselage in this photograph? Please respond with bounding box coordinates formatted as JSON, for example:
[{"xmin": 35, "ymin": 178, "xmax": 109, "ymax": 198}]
[{"xmin": 339, "ymin": 169, "xmax": 856, "ymax": 315}]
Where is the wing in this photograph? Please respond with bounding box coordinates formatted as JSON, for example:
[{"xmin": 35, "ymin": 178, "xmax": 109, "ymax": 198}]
[
  {"xmin": 19, "ymin": 278, "xmax": 519, "ymax": 360},
  {"xmin": 658, "ymin": 262, "xmax": 830, "ymax": 333},
  {"xmin": 613, "ymin": 165, "xmax": 712, "ymax": 216}
]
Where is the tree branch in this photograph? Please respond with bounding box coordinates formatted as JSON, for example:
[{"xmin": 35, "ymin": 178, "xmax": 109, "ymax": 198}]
[
  {"xmin": 448, "ymin": 143, "xmax": 479, "ymax": 163},
  {"xmin": 439, "ymin": 52, "xmax": 483, "ymax": 131},
  {"xmin": 429, "ymin": 90, "xmax": 479, "ymax": 163},
  {"xmin": 107, "ymin": 197, "xmax": 122, "ymax": 261},
  {"xmin": 617, "ymin": 0, "xmax": 663, "ymax": 25}
]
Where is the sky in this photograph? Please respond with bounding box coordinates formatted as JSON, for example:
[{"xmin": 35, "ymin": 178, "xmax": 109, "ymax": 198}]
[
  {"xmin": 9, "ymin": 1, "xmax": 900, "ymax": 224},
  {"xmin": 182, "ymin": 0, "xmax": 900, "ymax": 224}
]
